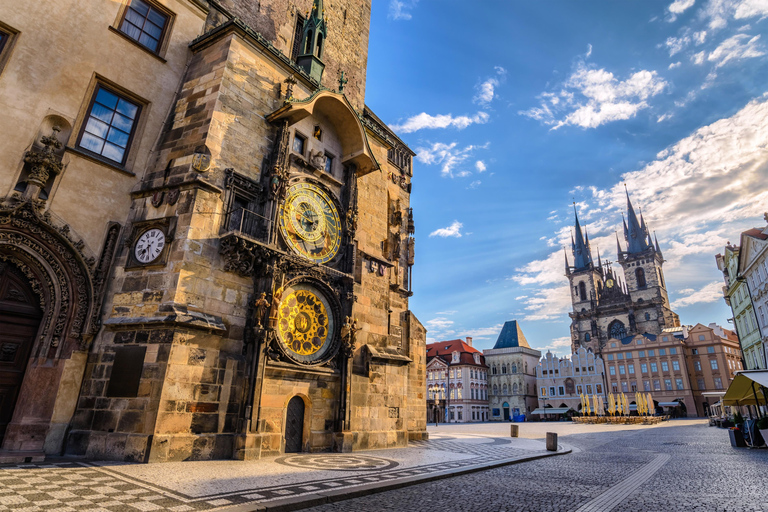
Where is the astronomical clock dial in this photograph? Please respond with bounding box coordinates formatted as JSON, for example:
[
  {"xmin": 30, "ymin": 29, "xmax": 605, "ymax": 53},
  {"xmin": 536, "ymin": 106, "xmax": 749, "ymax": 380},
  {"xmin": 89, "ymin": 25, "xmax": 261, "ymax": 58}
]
[
  {"xmin": 276, "ymin": 283, "xmax": 336, "ymax": 364},
  {"xmin": 279, "ymin": 182, "xmax": 341, "ymax": 264},
  {"xmin": 134, "ymin": 228, "xmax": 165, "ymax": 264}
]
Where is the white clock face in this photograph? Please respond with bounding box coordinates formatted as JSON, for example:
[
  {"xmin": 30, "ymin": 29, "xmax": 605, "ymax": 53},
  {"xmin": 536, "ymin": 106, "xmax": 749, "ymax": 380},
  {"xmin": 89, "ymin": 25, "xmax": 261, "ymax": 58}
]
[{"xmin": 134, "ymin": 228, "xmax": 165, "ymax": 264}]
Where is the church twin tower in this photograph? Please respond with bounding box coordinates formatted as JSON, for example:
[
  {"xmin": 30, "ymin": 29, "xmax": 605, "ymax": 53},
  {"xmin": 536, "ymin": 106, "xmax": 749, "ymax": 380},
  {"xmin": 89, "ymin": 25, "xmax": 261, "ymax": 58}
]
[{"xmin": 566, "ymin": 193, "xmax": 680, "ymax": 353}]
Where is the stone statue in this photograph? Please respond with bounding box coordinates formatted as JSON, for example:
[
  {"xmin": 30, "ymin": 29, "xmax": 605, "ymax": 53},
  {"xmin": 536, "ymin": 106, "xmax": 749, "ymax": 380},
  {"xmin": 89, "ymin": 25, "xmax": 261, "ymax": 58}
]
[
  {"xmin": 340, "ymin": 316, "xmax": 361, "ymax": 358},
  {"xmin": 309, "ymin": 150, "xmax": 327, "ymax": 170},
  {"xmin": 253, "ymin": 292, "xmax": 270, "ymax": 328}
]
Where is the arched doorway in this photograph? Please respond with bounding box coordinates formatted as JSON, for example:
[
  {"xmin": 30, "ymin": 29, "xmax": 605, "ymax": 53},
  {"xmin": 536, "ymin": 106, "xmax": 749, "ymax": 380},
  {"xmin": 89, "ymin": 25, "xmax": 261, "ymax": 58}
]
[
  {"xmin": 502, "ymin": 402, "xmax": 510, "ymax": 421},
  {"xmin": 0, "ymin": 262, "xmax": 42, "ymax": 443},
  {"xmin": 285, "ymin": 396, "xmax": 305, "ymax": 453}
]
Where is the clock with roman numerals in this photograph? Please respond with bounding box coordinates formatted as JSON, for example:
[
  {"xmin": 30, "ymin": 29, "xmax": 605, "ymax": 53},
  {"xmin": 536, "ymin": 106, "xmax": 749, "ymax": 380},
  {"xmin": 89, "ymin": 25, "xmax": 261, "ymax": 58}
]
[
  {"xmin": 279, "ymin": 182, "xmax": 341, "ymax": 264},
  {"xmin": 134, "ymin": 228, "xmax": 166, "ymax": 264}
]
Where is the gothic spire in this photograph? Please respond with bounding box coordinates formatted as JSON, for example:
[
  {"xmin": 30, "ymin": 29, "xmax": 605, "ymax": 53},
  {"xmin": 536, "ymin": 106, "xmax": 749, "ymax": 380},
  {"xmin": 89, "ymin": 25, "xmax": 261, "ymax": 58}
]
[
  {"xmin": 572, "ymin": 204, "xmax": 593, "ymax": 270},
  {"xmin": 654, "ymin": 231, "xmax": 663, "ymax": 256},
  {"xmin": 564, "ymin": 247, "xmax": 571, "ymax": 276},
  {"xmin": 297, "ymin": 0, "xmax": 328, "ymax": 82},
  {"xmin": 615, "ymin": 231, "xmax": 623, "ymax": 256},
  {"xmin": 624, "ymin": 187, "xmax": 651, "ymax": 254}
]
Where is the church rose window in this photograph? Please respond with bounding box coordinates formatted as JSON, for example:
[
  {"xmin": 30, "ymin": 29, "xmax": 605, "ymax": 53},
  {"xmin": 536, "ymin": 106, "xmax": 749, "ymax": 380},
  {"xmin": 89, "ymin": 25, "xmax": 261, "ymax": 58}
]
[{"xmin": 609, "ymin": 320, "xmax": 627, "ymax": 340}]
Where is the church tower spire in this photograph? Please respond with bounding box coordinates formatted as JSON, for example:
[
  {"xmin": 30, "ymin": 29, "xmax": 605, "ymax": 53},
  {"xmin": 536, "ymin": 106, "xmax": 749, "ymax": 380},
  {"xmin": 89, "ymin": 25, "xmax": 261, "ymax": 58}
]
[
  {"xmin": 297, "ymin": 0, "xmax": 328, "ymax": 83},
  {"xmin": 572, "ymin": 204, "xmax": 593, "ymax": 270},
  {"xmin": 624, "ymin": 187, "xmax": 651, "ymax": 254}
]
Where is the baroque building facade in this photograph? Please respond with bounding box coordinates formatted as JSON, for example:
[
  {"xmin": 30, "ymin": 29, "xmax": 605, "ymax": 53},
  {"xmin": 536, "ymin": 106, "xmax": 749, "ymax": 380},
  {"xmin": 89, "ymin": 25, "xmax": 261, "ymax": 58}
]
[
  {"xmin": 426, "ymin": 338, "xmax": 488, "ymax": 423},
  {"xmin": 567, "ymin": 193, "xmax": 680, "ymax": 354},
  {"xmin": 716, "ymin": 240, "xmax": 764, "ymax": 370},
  {"xmin": 735, "ymin": 223, "xmax": 768, "ymax": 370},
  {"xmin": 484, "ymin": 321, "xmax": 540, "ymax": 421},
  {"xmin": 0, "ymin": 0, "xmax": 426, "ymax": 463}
]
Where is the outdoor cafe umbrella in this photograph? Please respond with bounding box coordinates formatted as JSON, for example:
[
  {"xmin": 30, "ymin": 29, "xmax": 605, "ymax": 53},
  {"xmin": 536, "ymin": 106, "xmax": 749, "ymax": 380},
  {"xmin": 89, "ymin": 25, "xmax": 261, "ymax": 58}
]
[{"xmin": 722, "ymin": 370, "xmax": 768, "ymax": 408}]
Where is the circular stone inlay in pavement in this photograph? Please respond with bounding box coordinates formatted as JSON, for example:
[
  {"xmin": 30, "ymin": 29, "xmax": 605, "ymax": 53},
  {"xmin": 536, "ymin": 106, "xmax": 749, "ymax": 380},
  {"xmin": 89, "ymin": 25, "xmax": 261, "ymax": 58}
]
[{"xmin": 275, "ymin": 454, "xmax": 399, "ymax": 471}]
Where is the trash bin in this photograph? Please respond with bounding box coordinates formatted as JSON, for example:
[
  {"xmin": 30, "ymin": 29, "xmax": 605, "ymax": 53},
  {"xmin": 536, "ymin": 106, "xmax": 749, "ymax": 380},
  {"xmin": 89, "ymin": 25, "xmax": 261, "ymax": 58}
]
[{"xmin": 729, "ymin": 428, "xmax": 746, "ymax": 448}]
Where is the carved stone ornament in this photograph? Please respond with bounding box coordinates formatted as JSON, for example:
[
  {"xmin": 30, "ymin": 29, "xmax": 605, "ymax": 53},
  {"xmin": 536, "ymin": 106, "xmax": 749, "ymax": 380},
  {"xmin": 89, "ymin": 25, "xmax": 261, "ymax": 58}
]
[
  {"xmin": 166, "ymin": 188, "xmax": 180, "ymax": 205},
  {"xmin": 0, "ymin": 198, "xmax": 98, "ymax": 356},
  {"xmin": 191, "ymin": 153, "xmax": 211, "ymax": 173},
  {"xmin": 151, "ymin": 191, "xmax": 164, "ymax": 208},
  {"xmin": 24, "ymin": 127, "xmax": 64, "ymax": 190}
]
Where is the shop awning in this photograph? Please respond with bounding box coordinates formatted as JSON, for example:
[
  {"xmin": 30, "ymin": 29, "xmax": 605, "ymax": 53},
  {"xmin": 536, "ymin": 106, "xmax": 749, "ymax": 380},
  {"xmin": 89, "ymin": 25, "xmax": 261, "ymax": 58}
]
[
  {"xmin": 530, "ymin": 407, "xmax": 570, "ymax": 414},
  {"xmin": 722, "ymin": 370, "xmax": 768, "ymax": 406},
  {"xmin": 701, "ymin": 391, "xmax": 726, "ymax": 397},
  {"xmin": 658, "ymin": 402, "xmax": 682, "ymax": 407}
]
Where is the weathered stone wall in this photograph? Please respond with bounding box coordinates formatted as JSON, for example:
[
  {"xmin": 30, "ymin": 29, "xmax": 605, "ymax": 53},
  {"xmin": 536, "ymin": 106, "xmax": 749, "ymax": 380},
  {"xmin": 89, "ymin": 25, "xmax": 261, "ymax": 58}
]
[{"xmin": 214, "ymin": 0, "xmax": 371, "ymax": 110}]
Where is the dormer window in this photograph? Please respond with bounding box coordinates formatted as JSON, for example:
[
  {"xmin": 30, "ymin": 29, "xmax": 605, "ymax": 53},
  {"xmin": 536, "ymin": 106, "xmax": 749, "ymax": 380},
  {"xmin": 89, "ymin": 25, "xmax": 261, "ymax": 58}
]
[
  {"xmin": 473, "ymin": 353, "xmax": 480, "ymax": 364},
  {"xmin": 452, "ymin": 351, "xmax": 459, "ymax": 363}
]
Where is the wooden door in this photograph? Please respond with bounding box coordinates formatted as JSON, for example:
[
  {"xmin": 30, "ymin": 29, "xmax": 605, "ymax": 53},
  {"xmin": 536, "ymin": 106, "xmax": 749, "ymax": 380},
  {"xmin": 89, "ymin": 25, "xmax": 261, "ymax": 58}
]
[
  {"xmin": 0, "ymin": 264, "xmax": 42, "ymax": 443},
  {"xmin": 285, "ymin": 396, "xmax": 305, "ymax": 453}
]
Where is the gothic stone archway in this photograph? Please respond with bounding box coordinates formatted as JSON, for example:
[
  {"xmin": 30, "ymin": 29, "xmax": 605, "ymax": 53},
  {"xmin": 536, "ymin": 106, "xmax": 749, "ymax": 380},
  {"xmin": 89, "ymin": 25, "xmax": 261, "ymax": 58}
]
[{"xmin": 0, "ymin": 201, "xmax": 115, "ymax": 456}]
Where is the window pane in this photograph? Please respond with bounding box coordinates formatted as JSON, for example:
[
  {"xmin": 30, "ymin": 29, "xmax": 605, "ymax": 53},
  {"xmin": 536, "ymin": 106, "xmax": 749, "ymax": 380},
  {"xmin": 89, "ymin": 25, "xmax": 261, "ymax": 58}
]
[
  {"xmin": 84, "ymin": 117, "xmax": 110, "ymax": 138},
  {"xmin": 102, "ymin": 142, "xmax": 125, "ymax": 162},
  {"xmin": 125, "ymin": 9, "xmax": 146, "ymax": 27},
  {"xmin": 95, "ymin": 88, "xmax": 119, "ymax": 109},
  {"xmin": 121, "ymin": 20, "xmax": 142, "ymax": 41},
  {"xmin": 89, "ymin": 103, "xmax": 115, "ymax": 124},
  {"xmin": 117, "ymin": 99, "xmax": 139, "ymax": 120},
  {"xmin": 111, "ymin": 112, "xmax": 134, "ymax": 132},
  {"xmin": 106, "ymin": 127, "xmax": 130, "ymax": 148},
  {"xmin": 144, "ymin": 19, "xmax": 164, "ymax": 38},
  {"xmin": 147, "ymin": 8, "xmax": 167, "ymax": 27},
  {"xmin": 130, "ymin": 0, "xmax": 150, "ymax": 17},
  {"xmin": 80, "ymin": 132, "xmax": 105, "ymax": 154},
  {"xmin": 139, "ymin": 33, "xmax": 159, "ymax": 52}
]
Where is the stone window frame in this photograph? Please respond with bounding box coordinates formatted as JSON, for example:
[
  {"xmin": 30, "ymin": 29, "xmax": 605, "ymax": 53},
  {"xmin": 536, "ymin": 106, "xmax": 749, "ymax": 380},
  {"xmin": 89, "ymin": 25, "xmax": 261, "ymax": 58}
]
[
  {"xmin": 69, "ymin": 74, "xmax": 150, "ymax": 175},
  {"xmin": 292, "ymin": 130, "xmax": 307, "ymax": 156},
  {"xmin": 110, "ymin": 0, "xmax": 176, "ymax": 61},
  {"xmin": 0, "ymin": 20, "xmax": 20, "ymax": 78}
]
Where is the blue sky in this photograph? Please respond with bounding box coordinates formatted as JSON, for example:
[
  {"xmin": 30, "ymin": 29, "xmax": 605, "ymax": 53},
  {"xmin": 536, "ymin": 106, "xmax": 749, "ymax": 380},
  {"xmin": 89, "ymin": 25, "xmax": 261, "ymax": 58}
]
[{"xmin": 363, "ymin": 0, "xmax": 768, "ymax": 354}]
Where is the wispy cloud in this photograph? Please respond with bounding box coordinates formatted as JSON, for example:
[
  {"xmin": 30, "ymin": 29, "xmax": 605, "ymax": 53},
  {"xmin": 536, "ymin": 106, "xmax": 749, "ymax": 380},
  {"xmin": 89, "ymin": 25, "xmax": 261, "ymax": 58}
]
[
  {"xmin": 475, "ymin": 160, "xmax": 487, "ymax": 172},
  {"xmin": 520, "ymin": 61, "xmax": 667, "ymax": 129},
  {"xmin": 533, "ymin": 336, "xmax": 573, "ymax": 353},
  {"xmin": 474, "ymin": 67, "xmax": 507, "ymax": 106},
  {"xmin": 671, "ymin": 281, "xmax": 724, "ymax": 308},
  {"xmin": 430, "ymin": 220, "xmax": 463, "ymax": 238},
  {"xmin": 416, "ymin": 141, "xmax": 489, "ymax": 177},
  {"xmin": 392, "ymin": 111, "xmax": 489, "ymax": 134},
  {"xmin": 707, "ymin": 33, "xmax": 765, "ymax": 68},
  {"xmin": 388, "ymin": 0, "xmax": 418, "ymax": 20},
  {"xmin": 668, "ymin": 0, "xmax": 697, "ymax": 21}
]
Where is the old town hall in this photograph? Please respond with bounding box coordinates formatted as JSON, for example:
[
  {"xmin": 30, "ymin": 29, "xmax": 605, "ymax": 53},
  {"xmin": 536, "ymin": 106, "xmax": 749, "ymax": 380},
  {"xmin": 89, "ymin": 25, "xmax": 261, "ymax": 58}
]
[
  {"xmin": 0, "ymin": 0, "xmax": 426, "ymax": 462},
  {"xmin": 566, "ymin": 193, "xmax": 681, "ymax": 353}
]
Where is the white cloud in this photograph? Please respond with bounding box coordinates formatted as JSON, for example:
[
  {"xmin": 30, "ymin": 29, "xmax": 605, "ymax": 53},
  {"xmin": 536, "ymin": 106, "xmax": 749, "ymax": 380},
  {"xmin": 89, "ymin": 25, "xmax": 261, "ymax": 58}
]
[
  {"xmin": 468, "ymin": 180, "xmax": 481, "ymax": 189},
  {"xmin": 694, "ymin": 30, "xmax": 708, "ymax": 44},
  {"xmin": 707, "ymin": 33, "xmax": 765, "ymax": 68},
  {"xmin": 669, "ymin": 61, "xmax": 683, "ymax": 69},
  {"xmin": 474, "ymin": 67, "xmax": 507, "ymax": 106},
  {"xmin": 388, "ymin": 0, "xmax": 418, "ymax": 20},
  {"xmin": 461, "ymin": 324, "xmax": 504, "ymax": 340},
  {"xmin": 658, "ymin": 113, "xmax": 673, "ymax": 122},
  {"xmin": 671, "ymin": 281, "xmax": 724, "ymax": 308},
  {"xmin": 701, "ymin": 0, "xmax": 768, "ymax": 31},
  {"xmin": 392, "ymin": 111, "xmax": 489, "ymax": 134},
  {"xmin": 670, "ymin": 0, "xmax": 697, "ymax": 13},
  {"xmin": 586, "ymin": 44, "xmax": 593, "ymax": 58},
  {"xmin": 514, "ymin": 94, "xmax": 768, "ymax": 326},
  {"xmin": 416, "ymin": 142, "xmax": 489, "ymax": 177},
  {"xmin": 475, "ymin": 160, "xmax": 487, "ymax": 172},
  {"xmin": 520, "ymin": 62, "xmax": 668, "ymax": 129},
  {"xmin": 666, "ymin": 35, "xmax": 691, "ymax": 55},
  {"xmin": 692, "ymin": 50, "xmax": 707, "ymax": 64},
  {"xmin": 429, "ymin": 220, "xmax": 463, "ymax": 238}
]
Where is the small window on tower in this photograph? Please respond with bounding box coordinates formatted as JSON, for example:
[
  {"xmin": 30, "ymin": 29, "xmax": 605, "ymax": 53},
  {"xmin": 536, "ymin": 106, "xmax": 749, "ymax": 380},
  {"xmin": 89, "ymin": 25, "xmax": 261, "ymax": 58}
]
[
  {"xmin": 313, "ymin": 125, "xmax": 322, "ymax": 141},
  {"xmin": 636, "ymin": 268, "xmax": 647, "ymax": 288},
  {"xmin": 578, "ymin": 282, "xmax": 587, "ymax": 301},
  {"xmin": 292, "ymin": 132, "xmax": 306, "ymax": 154}
]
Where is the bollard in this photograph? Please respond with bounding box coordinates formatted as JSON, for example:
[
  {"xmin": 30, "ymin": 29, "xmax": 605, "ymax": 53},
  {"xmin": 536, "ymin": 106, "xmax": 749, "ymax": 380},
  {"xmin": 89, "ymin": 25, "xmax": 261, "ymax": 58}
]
[
  {"xmin": 546, "ymin": 432, "xmax": 558, "ymax": 451},
  {"xmin": 510, "ymin": 424, "xmax": 518, "ymax": 438}
]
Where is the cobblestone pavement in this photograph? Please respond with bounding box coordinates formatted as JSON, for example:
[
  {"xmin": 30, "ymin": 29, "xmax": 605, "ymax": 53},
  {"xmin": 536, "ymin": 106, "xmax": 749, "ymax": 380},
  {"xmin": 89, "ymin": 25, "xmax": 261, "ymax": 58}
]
[
  {"xmin": 0, "ymin": 432, "xmax": 552, "ymax": 511},
  {"xmin": 304, "ymin": 420, "xmax": 768, "ymax": 512}
]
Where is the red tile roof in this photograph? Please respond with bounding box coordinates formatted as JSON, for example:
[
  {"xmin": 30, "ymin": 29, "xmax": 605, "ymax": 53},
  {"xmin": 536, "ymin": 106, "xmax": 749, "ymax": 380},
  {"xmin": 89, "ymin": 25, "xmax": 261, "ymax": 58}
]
[
  {"xmin": 426, "ymin": 339, "xmax": 487, "ymax": 367},
  {"xmin": 743, "ymin": 228, "xmax": 768, "ymax": 240}
]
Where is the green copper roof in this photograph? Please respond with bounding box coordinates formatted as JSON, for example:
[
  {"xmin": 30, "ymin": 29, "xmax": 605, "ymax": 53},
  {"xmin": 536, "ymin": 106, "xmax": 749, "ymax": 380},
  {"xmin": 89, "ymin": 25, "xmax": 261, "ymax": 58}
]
[{"xmin": 492, "ymin": 321, "xmax": 531, "ymax": 349}]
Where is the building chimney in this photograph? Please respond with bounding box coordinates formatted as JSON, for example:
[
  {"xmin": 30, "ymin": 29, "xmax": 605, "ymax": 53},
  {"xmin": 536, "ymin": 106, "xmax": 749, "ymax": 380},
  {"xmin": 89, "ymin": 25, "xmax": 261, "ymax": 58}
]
[{"xmin": 466, "ymin": 337, "xmax": 473, "ymax": 347}]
